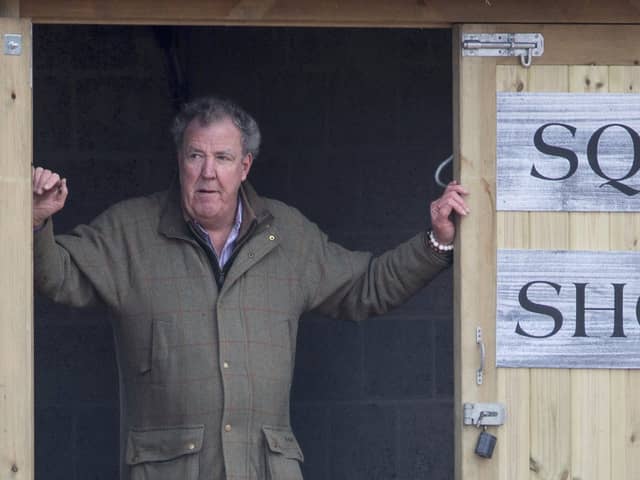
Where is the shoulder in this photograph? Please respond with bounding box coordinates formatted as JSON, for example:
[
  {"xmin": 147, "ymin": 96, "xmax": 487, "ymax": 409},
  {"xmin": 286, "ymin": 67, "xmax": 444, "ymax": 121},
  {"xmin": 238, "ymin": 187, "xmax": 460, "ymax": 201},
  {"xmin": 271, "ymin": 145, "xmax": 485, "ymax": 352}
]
[
  {"xmin": 257, "ymin": 197, "xmax": 333, "ymax": 258},
  {"xmin": 90, "ymin": 190, "xmax": 168, "ymax": 232},
  {"xmin": 262, "ymin": 197, "xmax": 315, "ymax": 231}
]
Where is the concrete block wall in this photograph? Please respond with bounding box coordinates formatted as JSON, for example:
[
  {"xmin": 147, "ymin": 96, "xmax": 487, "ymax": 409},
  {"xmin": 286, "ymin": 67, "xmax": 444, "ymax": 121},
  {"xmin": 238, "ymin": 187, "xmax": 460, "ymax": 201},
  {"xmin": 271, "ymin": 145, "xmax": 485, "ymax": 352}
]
[{"xmin": 34, "ymin": 25, "xmax": 453, "ymax": 479}]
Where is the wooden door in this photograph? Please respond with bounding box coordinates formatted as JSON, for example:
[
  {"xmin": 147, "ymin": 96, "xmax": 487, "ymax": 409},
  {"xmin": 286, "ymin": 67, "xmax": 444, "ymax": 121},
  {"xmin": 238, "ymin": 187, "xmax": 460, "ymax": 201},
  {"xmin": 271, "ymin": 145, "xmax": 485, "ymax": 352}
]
[
  {"xmin": 0, "ymin": 16, "xmax": 33, "ymax": 480},
  {"xmin": 454, "ymin": 24, "xmax": 640, "ymax": 480}
]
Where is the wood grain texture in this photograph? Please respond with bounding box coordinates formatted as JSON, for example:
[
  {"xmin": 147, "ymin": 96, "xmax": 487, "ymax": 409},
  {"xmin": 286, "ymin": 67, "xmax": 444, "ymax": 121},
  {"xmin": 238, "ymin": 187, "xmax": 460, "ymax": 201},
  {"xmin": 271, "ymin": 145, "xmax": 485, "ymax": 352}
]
[
  {"xmin": 15, "ymin": 0, "xmax": 640, "ymax": 25},
  {"xmin": 497, "ymin": 249, "xmax": 640, "ymax": 368},
  {"xmin": 0, "ymin": 16, "xmax": 33, "ymax": 480},
  {"xmin": 496, "ymin": 92, "xmax": 640, "ymax": 212},
  {"xmin": 568, "ymin": 64, "xmax": 611, "ymax": 479},
  {"xmin": 0, "ymin": 1, "xmax": 20, "ymax": 16},
  {"xmin": 457, "ymin": 27, "xmax": 640, "ymax": 480},
  {"xmin": 495, "ymin": 65, "xmax": 530, "ymax": 480},
  {"xmin": 453, "ymin": 24, "xmax": 498, "ymax": 480},
  {"xmin": 608, "ymin": 66, "xmax": 640, "ymax": 480},
  {"xmin": 527, "ymin": 64, "xmax": 571, "ymax": 480}
]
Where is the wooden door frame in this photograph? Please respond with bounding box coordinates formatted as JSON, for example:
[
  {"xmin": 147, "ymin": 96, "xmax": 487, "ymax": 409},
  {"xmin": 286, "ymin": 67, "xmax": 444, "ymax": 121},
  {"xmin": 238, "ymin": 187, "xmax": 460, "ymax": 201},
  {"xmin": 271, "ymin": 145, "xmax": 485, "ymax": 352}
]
[
  {"xmin": 9, "ymin": 0, "xmax": 640, "ymax": 26},
  {"xmin": 4, "ymin": 2, "xmax": 640, "ymax": 479},
  {"xmin": 0, "ymin": 14, "xmax": 32, "ymax": 479}
]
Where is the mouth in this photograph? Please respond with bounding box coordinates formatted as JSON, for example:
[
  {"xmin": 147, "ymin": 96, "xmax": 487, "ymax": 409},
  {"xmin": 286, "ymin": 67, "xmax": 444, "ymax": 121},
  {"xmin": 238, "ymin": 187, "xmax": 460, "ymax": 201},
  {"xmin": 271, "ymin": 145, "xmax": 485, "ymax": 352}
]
[{"xmin": 197, "ymin": 189, "xmax": 219, "ymax": 194}]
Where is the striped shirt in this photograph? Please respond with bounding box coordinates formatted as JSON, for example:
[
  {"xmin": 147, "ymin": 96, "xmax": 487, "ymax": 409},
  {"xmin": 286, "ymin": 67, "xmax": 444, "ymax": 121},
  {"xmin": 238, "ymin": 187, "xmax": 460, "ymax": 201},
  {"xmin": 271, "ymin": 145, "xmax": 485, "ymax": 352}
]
[{"xmin": 190, "ymin": 199, "xmax": 243, "ymax": 269}]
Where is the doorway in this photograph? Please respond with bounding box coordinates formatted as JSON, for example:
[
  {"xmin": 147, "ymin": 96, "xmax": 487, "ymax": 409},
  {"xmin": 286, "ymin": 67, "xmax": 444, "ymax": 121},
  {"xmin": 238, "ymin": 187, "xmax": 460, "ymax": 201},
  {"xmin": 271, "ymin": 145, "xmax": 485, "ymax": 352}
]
[{"xmin": 33, "ymin": 25, "xmax": 454, "ymax": 479}]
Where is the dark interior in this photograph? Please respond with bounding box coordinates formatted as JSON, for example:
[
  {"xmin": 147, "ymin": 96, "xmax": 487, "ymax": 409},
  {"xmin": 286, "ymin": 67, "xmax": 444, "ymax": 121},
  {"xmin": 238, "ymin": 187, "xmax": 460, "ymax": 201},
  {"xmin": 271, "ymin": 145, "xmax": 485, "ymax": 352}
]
[{"xmin": 34, "ymin": 25, "xmax": 454, "ymax": 480}]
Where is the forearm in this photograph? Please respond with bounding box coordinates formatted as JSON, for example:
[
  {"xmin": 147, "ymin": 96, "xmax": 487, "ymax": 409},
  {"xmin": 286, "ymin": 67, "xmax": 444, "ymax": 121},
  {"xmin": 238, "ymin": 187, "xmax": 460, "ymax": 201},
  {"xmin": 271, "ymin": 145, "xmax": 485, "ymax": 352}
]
[
  {"xmin": 34, "ymin": 219, "xmax": 102, "ymax": 308},
  {"xmin": 314, "ymin": 232, "xmax": 451, "ymax": 321}
]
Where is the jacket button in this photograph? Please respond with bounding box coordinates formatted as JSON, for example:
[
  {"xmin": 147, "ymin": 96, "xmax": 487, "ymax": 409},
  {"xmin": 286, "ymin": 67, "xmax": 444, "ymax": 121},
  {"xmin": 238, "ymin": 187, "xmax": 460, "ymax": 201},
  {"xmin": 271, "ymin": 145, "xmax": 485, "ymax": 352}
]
[
  {"xmin": 223, "ymin": 361, "xmax": 229, "ymax": 369},
  {"xmin": 248, "ymin": 251, "xmax": 255, "ymax": 258},
  {"xmin": 187, "ymin": 443, "xmax": 196, "ymax": 450},
  {"xmin": 268, "ymin": 234, "xmax": 276, "ymax": 241},
  {"xmin": 224, "ymin": 424, "xmax": 232, "ymax": 432}
]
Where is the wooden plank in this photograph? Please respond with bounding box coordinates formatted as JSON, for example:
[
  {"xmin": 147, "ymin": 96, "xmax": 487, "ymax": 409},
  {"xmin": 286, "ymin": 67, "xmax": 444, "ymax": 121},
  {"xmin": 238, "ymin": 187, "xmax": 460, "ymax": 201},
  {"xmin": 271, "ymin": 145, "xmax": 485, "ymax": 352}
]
[
  {"xmin": 568, "ymin": 214, "xmax": 612, "ymax": 480},
  {"xmin": 527, "ymin": 64, "xmax": 571, "ymax": 480},
  {"xmin": 569, "ymin": 65, "xmax": 611, "ymax": 480},
  {"xmin": 453, "ymin": 24, "xmax": 498, "ymax": 480},
  {"xmin": 609, "ymin": 65, "xmax": 640, "ymax": 480},
  {"xmin": 0, "ymin": 17, "xmax": 33, "ymax": 480},
  {"xmin": 495, "ymin": 65, "xmax": 529, "ymax": 480},
  {"xmin": 16, "ymin": 0, "xmax": 640, "ymax": 26},
  {"xmin": 496, "ymin": 92, "xmax": 640, "ymax": 212},
  {"xmin": 0, "ymin": 1, "xmax": 20, "ymax": 16}
]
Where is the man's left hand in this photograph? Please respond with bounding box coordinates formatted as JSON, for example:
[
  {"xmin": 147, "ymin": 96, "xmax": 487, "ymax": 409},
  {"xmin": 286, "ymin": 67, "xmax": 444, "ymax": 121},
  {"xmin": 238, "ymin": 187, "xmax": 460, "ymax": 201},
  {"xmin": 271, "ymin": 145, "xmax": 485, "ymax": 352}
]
[{"xmin": 429, "ymin": 181, "xmax": 469, "ymax": 245}]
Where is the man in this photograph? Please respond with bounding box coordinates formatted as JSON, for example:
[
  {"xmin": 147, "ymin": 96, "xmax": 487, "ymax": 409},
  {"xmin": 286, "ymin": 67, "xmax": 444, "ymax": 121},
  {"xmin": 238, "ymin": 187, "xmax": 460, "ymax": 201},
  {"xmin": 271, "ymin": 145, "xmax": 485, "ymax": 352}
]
[{"xmin": 33, "ymin": 96, "xmax": 469, "ymax": 480}]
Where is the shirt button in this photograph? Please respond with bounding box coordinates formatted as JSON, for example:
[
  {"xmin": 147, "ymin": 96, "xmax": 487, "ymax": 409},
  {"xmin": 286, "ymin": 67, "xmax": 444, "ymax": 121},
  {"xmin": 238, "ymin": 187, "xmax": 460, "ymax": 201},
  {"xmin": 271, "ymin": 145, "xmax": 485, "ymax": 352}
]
[
  {"xmin": 268, "ymin": 234, "xmax": 276, "ymax": 241},
  {"xmin": 187, "ymin": 443, "xmax": 196, "ymax": 450},
  {"xmin": 224, "ymin": 424, "xmax": 232, "ymax": 432},
  {"xmin": 223, "ymin": 361, "xmax": 229, "ymax": 369}
]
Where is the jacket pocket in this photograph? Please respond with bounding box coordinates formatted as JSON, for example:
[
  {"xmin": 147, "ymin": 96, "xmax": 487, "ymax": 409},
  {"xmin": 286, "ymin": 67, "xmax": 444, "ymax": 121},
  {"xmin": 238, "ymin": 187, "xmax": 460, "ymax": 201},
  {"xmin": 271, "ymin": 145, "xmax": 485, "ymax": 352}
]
[
  {"xmin": 126, "ymin": 424, "xmax": 204, "ymax": 480},
  {"xmin": 262, "ymin": 425, "xmax": 304, "ymax": 480}
]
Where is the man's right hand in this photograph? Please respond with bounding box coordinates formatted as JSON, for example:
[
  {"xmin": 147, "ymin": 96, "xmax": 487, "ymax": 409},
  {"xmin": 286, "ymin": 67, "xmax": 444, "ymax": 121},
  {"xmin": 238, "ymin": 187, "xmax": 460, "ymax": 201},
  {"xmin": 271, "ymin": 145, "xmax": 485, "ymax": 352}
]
[{"xmin": 33, "ymin": 166, "xmax": 68, "ymax": 228}]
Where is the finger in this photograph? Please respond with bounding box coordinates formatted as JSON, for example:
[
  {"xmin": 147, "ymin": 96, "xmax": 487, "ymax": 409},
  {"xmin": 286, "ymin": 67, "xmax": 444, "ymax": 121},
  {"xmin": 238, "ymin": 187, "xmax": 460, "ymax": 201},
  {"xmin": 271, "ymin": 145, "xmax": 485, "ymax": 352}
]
[
  {"xmin": 43, "ymin": 173, "xmax": 61, "ymax": 192},
  {"xmin": 431, "ymin": 204, "xmax": 452, "ymax": 225},
  {"xmin": 33, "ymin": 169, "xmax": 50, "ymax": 195},
  {"xmin": 34, "ymin": 174, "xmax": 50, "ymax": 195},
  {"xmin": 32, "ymin": 167, "xmax": 44, "ymax": 191},
  {"xmin": 430, "ymin": 200, "xmax": 444, "ymax": 218},
  {"xmin": 58, "ymin": 178, "xmax": 68, "ymax": 199},
  {"xmin": 443, "ymin": 190, "xmax": 471, "ymax": 212},
  {"xmin": 34, "ymin": 168, "xmax": 53, "ymax": 194},
  {"xmin": 34, "ymin": 170, "xmax": 61, "ymax": 195},
  {"xmin": 447, "ymin": 197, "xmax": 470, "ymax": 216},
  {"xmin": 444, "ymin": 183, "xmax": 469, "ymax": 196},
  {"xmin": 434, "ymin": 196, "xmax": 469, "ymax": 218}
]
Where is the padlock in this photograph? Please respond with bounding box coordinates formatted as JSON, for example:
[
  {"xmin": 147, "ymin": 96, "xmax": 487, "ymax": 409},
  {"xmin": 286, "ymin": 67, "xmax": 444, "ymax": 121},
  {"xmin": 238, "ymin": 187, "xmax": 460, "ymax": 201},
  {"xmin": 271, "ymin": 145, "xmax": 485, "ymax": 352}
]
[{"xmin": 474, "ymin": 427, "xmax": 496, "ymax": 458}]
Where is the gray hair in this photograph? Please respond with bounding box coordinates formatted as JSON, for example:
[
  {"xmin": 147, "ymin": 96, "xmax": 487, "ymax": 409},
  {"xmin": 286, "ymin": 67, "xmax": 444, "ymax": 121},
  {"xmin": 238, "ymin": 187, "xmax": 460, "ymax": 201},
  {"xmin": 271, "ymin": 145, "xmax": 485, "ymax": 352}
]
[{"xmin": 171, "ymin": 96, "xmax": 261, "ymax": 159}]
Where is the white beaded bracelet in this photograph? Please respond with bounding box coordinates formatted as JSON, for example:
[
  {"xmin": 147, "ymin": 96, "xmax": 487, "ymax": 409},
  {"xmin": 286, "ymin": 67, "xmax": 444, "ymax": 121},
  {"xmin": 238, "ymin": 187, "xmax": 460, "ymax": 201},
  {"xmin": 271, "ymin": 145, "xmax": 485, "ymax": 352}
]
[{"xmin": 427, "ymin": 229, "xmax": 454, "ymax": 254}]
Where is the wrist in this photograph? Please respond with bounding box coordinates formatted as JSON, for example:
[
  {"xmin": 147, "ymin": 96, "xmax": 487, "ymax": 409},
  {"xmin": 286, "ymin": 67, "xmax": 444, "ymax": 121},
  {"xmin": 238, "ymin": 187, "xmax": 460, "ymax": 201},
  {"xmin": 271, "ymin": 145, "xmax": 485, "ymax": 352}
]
[
  {"xmin": 33, "ymin": 218, "xmax": 48, "ymax": 232},
  {"xmin": 426, "ymin": 229, "xmax": 454, "ymax": 254}
]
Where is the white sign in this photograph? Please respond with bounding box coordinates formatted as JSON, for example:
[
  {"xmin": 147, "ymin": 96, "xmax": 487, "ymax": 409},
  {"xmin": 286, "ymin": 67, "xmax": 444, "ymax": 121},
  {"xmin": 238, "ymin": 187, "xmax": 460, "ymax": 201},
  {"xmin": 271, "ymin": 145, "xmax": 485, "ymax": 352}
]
[
  {"xmin": 497, "ymin": 92, "xmax": 640, "ymax": 211},
  {"xmin": 497, "ymin": 249, "xmax": 640, "ymax": 369}
]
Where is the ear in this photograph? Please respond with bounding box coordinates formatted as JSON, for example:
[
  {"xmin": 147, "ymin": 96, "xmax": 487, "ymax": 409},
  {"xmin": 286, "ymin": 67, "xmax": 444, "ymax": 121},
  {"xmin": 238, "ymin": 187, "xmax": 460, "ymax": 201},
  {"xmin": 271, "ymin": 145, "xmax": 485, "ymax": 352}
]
[{"xmin": 241, "ymin": 153, "xmax": 253, "ymax": 181}]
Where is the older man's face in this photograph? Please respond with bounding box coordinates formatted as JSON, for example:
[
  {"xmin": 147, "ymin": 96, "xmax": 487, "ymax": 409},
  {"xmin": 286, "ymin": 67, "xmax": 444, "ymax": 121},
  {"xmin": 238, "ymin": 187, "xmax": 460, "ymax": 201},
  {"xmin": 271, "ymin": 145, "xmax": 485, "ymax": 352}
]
[{"xmin": 179, "ymin": 117, "xmax": 252, "ymax": 230}]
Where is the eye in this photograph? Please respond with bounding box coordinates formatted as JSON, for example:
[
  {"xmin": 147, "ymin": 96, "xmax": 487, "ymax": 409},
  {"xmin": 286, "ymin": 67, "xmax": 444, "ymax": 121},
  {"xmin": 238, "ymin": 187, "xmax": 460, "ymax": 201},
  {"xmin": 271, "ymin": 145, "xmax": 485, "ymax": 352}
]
[
  {"xmin": 187, "ymin": 152, "xmax": 203, "ymax": 161},
  {"xmin": 216, "ymin": 154, "xmax": 234, "ymax": 162}
]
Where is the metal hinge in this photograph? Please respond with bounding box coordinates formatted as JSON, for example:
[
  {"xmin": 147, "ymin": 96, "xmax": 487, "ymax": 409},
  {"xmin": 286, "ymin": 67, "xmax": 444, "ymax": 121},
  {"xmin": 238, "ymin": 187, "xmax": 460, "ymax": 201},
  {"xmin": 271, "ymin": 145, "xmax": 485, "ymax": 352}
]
[
  {"xmin": 4, "ymin": 34, "xmax": 22, "ymax": 56},
  {"xmin": 462, "ymin": 33, "xmax": 544, "ymax": 68}
]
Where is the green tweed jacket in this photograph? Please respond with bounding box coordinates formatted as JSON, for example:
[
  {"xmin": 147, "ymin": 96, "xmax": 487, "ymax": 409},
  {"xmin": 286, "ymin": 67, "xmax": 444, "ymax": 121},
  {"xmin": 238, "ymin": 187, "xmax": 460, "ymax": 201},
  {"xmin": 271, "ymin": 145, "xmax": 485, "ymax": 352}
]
[{"xmin": 34, "ymin": 181, "xmax": 451, "ymax": 480}]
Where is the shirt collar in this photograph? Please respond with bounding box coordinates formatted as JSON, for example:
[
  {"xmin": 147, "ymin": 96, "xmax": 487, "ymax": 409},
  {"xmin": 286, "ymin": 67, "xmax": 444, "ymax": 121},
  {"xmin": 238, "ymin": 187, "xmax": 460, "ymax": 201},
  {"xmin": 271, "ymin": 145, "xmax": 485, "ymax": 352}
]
[{"xmin": 189, "ymin": 196, "xmax": 243, "ymax": 240}]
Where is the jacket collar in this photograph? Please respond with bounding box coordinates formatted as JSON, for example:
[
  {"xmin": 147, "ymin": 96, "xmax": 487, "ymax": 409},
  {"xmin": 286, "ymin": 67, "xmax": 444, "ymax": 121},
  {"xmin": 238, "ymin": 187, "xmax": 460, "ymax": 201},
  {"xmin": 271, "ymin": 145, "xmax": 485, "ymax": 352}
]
[{"xmin": 158, "ymin": 177, "xmax": 272, "ymax": 241}]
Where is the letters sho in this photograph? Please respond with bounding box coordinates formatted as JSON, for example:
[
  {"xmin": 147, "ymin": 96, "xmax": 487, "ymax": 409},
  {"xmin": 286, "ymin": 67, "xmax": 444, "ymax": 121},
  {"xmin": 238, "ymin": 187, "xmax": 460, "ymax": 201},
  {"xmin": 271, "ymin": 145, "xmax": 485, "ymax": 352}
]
[{"xmin": 516, "ymin": 281, "xmax": 640, "ymax": 338}]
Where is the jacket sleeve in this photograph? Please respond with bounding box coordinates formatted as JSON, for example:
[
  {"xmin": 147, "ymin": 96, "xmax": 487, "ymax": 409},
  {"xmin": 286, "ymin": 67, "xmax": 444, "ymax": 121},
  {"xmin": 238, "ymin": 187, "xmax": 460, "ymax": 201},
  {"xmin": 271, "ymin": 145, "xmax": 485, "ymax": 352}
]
[
  {"xmin": 302, "ymin": 221, "xmax": 452, "ymax": 321},
  {"xmin": 34, "ymin": 208, "xmax": 129, "ymax": 310}
]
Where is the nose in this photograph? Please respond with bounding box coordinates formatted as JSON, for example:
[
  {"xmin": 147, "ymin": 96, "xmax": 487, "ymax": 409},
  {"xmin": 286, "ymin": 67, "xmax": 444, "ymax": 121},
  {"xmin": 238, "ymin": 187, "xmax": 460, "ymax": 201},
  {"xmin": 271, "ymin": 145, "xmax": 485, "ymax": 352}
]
[{"xmin": 201, "ymin": 155, "xmax": 217, "ymax": 179}]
